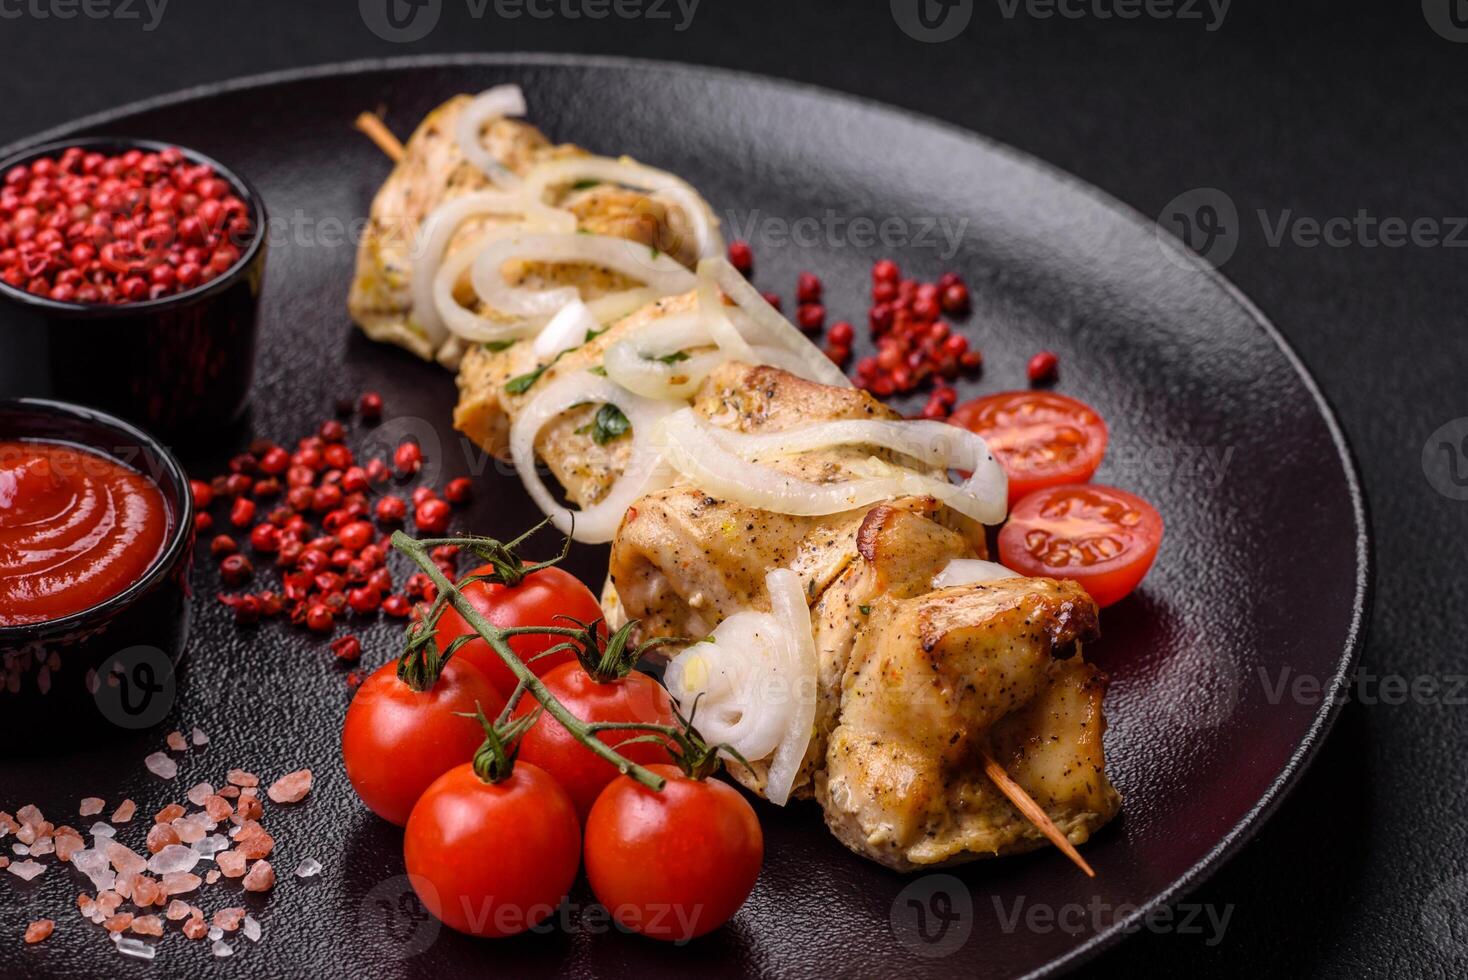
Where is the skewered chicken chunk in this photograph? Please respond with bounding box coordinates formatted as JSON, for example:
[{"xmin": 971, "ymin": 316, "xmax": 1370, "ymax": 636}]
[{"xmin": 348, "ymin": 95, "xmax": 701, "ymax": 362}]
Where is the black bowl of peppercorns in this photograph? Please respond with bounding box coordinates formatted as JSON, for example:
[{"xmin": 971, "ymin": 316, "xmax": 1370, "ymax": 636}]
[{"xmin": 0, "ymin": 138, "xmax": 268, "ymax": 439}]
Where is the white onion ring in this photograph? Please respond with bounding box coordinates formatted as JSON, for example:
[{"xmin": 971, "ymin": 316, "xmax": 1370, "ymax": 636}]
[
  {"xmin": 469, "ymin": 233, "xmax": 697, "ymax": 318},
  {"xmin": 509, "ymin": 371, "xmax": 677, "ymax": 543},
  {"xmin": 697, "ymin": 258, "xmax": 853, "ymax": 389},
  {"xmin": 532, "ymin": 299, "xmax": 600, "ymax": 360},
  {"xmin": 412, "ymin": 192, "xmax": 574, "ymax": 348},
  {"xmin": 455, "ymin": 85, "xmax": 528, "ymax": 185},
  {"xmin": 763, "ymin": 568, "xmax": 817, "ymax": 806},
  {"xmin": 664, "ymin": 612, "xmax": 788, "ymax": 764},
  {"xmin": 656, "ymin": 409, "xmax": 1009, "ymax": 525},
  {"xmin": 432, "ymin": 229, "xmax": 535, "ymax": 344},
  {"xmin": 932, "ymin": 559, "xmax": 1020, "ymax": 589},
  {"xmin": 520, "ymin": 156, "xmax": 723, "ymax": 260}
]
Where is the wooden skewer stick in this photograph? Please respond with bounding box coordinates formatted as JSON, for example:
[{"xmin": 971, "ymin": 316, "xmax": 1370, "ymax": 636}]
[
  {"xmin": 354, "ymin": 111, "xmax": 405, "ymax": 163},
  {"xmin": 981, "ymin": 750, "xmax": 1096, "ymax": 878}
]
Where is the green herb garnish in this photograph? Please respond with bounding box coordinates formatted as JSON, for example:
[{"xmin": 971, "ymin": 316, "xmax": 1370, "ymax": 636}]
[
  {"xmin": 575, "ymin": 404, "xmax": 632, "ymax": 445},
  {"xmin": 482, "ymin": 339, "xmax": 516, "ymax": 353},
  {"xmin": 657, "ymin": 350, "xmax": 690, "ymax": 365},
  {"xmin": 505, "ymin": 366, "xmax": 548, "ymax": 395}
]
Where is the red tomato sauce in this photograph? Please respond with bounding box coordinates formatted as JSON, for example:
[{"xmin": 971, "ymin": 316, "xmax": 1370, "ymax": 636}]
[{"xmin": 0, "ymin": 441, "xmax": 169, "ymax": 626}]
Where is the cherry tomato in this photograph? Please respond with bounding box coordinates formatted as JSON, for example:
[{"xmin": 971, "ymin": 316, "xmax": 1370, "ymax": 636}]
[
  {"xmin": 998, "ymin": 483, "xmax": 1163, "ymax": 607},
  {"xmin": 514, "ymin": 662, "xmax": 677, "ymax": 819},
  {"xmin": 341, "ymin": 658, "xmax": 506, "ymax": 826},
  {"xmin": 404, "ymin": 761, "xmax": 580, "ymax": 938},
  {"xmin": 435, "ymin": 564, "xmax": 607, "ymax": 696},
  {"xmin": 949, "ymin": 391, "xmax": 1108, "ymax": 508},
  {"xmin": 585, "ymin": 765, "xmax": 763, "ymax": 942}
]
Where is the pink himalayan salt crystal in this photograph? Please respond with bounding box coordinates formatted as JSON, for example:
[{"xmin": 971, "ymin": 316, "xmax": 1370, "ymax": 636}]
[
  {"xmin": 103, "ymin": 913, "xmax": 134, "ymax": 932},
  {"xmin": 114, "ymin": 871, "xmax": 138, "ymax": 900},
  {"xmin": 24, "ymin": 919, "xmax": 54, "ymax": 944},
  {"xmin": 166, "ymin": 899, "xmax": 191, "ymax": 920},
  {"xmin": 16, "ymin": 823, "xmax": 42, "ymax": 845},
  {"xmin": 226, "ymin": 769, "xmax": 259, "ymax": 788},
  {"xmin": 79, "ymin": 798, "xmax": 105, "ymax": 817},
  {"xmin": 161, "ymin": 872, "xmax": 201, "ymax": 895},
  {"xmin": 55, "ymin": 830, "xmax": 84, "ymax": 862},
  {"xmin": 191, "ymin": 727, "xmax": 208, "ymax": 746},
  {"xmin": 166, "ymin": 730, "xmax": 188, "ymax": 752},
  {"xmin": 233, "ymin": 822, "xmax": 273, "ymax": 860},
  {"xmin": 28, "ymin": 837, "xmax": 54, "ymax": 857},
  {"xmin": 7, "ymin": 859, "xmax": 44, "ymax": 881},
  {"xmin": 183, "ymin": 916, "xmax": 208, "ymax": 940},
  {"xmin": 186, "ymin": 783, "xmax": 214, "ymax": 806},
  {"xmin": 205, "ymin": 870, "xmax": 221, "ymax": 885},
  {"xmin": 0, "ymin": 856, "xmax": 8, "ymax": 869},
  {"xmin": 216, "ymin": 850, "xmax": 247, "ymax": 878},
  {"xmin": 267, "ymin": 769, "xmax": 313, "ymax": 804},
  {"xmin": 16, "ymin": 804, "xmax": 43, "ymax": 826},
  {"xmin": 204, "ymin": 796, "xmax": 233, "ymax": 821},
  {"xmin": 0, "ymin": 812, "xmax": 15, "ymax": 836},
  {"xmin": 171, "ymin": 815, "xmax": 208, "ymax": 844},
  {"xmin": 145, "ymin": 824, "xmax": 179, "ymax": 854},
  {"xmin": 130, "ymin": 915, "xmax": 164, "ymax": 937},
  {"xmin": 111, "ymin": 800, "xmax": 136, "ymax": 823},
  {"xmin": 213, "ymin": 907, "xmax": 245, "ymax": 931},
  {"xmin": 133, "ymin": 876, "xmax": 162, "ymax": 907},
  {"xmin": 143, "ymin": 751, "xmax": 177, "ymax": 779},
  {"xmin": 105, "ymin": 841, "xmax": 147, "ymax": 875},
  {"xmin": 78, "ymin": 894, "xmax": 95, "ymax": 915},
  {"xmin": 234, "ymin": 796, "xmax": 263, "ymax": 822},
  {"xmin": 216, "ymin": 785, "xmax": 240, "ymax": 800},
  {"xmin": 239, "ymin": 786, "xmax": 258, "ymax": 797},
  {"xmin": 154, "ymin": 804, "xmax": 185, "ymax": 824},
  {"xmin": 242, "ymin": 860, "xmax": 275, "ymax": 893},
  {"xmin": 96, "ymin": 891, "xmax": 123, "ymax": 915}
]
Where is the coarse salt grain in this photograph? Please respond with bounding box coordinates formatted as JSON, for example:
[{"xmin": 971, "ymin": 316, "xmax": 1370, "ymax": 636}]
[
  {"xmin": 115, "ymin": 936, "xmax": 155, "ymax": 960},
  {"xmin": 212, "ymin": 939, "xmax": 234, "ymax": 958},
  {"xmin": 207, "ymin": 926, "xmax": 223, "ymax": 942},
  {"xmin": 186, "ymin": 782, "xmax": 214, "ymax": 806},
  {"xmin": 7, "ymin": 859, "xmax": 45, "ymax": 881},
  {"xmin": 217, "ymin": 850, "xmax": 247, "ymax": 878},
  {"xmin": 183, "ymin": 916, "xmax": 208, "ymax": 940},
  {"xmin": 12, "ymin": 843, "xmax": 28, "ymax": 856},
  {"xmin": 79, "ymin": 798, "xmax": 105, "ymax": 817},
  {"xmin": 166, "ymin": 900, "xmax": 191, "ymax": 920},
  {"xmin": 205, "ymin": 870, "xmax": 221, "ymax": 885},
  {"xmin": 193, "ymin": 834, "xmax": 229, "ymax": 857},
  {"xmin": 161, "ymin": 871, "xmax": 202, "ymax": 895},
  {"xmin": 105, "ymin": 841, "xmax": 147, "ymax": 875},
  {"xmin": 191, "ymin": 727, "xmax": 208, "ymax": 746},
  {"xmin": 24, "ymin": 919, "xmax": 54, "ymax": 944},
  {"xmin": 111, "ymin": 800, "xmax": 136, "ymax": 823},
  {"xmin": 213, "ymin": 907, "xmax": 244, "ymax": 930},
  {"xmin": 243, "ymin": 915, "xmax": 262, "ymax": 942},
  {"xmin": 295, "ymin": 857, "xmax": 322, "ymax": 878},
  {"xmin": 147, "ymin": 844, "xmax": 199, "ymax": 875},
  {"xmin": 89, "ymin": 821, "xmax": 115, "ymax": 838},
  {"xmin": 267, "ymin": 768, "xmax": 313, "ymax": 804},
  {"xmin": 226, "ymin": 769, "xmax": 258, "ymax": 787},
  {"xmin": 242, "ymin": 859, "xmax": 275, "ymax": 893},
  {"xmin": 144, "ymin": 752, "xmax": 177, "ymax": 779},
  {"xmin": 166, "ymin": 730, "xmax": 188, "ymax": 751},
  {"xmin": 130, "ymin": 915, "xmax": 164, "ymax": 937}
]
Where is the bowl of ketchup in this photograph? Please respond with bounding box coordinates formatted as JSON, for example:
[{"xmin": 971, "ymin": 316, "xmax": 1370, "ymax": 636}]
[{"xmin": 0, "ymin": 398, "xmax": 193, "ymax": 744}]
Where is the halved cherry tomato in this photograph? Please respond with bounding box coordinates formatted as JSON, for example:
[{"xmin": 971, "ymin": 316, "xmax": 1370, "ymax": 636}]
[
  {"xmin": 341, "ymin": 658, "xmax": 506, "ymax": 826},
  {"xmin": 998, "ymin": 483, "xmax": 1162, "ymax": 607},
  {"xmin": 514, "ymin": 661, "xmax": 678, "ymax": 819},
  {"xmin": 435, "ymin": 564, "xmax": 607, "ymax": 697},
  {"xmin": 950, "ymin": 391, "xmax": 1108, "ymax": 508},
  {"xmin": 584, "ymin": 764, "xmax": 763, "ymax": 942},
  {"xmin": 404, "ymin": 760, "xmax": 580, "ymax": 938}
]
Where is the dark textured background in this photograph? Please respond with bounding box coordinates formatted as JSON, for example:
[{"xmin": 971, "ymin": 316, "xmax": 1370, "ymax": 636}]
[{"xmin": 0, "ymin": 1, "xmax": 1461, "ymax": 976}]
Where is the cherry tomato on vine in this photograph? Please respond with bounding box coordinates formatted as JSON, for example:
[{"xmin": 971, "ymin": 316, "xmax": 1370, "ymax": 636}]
[
  {"xmin": 514, "ymin": 660, "xmax": 678, "ymax": 819},
  {"xmin": 341, "ymin": 658, "xmax": 506, "ymax": 826},
  {"xmin": 404, "ymin": 760, "xmax": 581, "ymax": 938},
  {"xmin": 585, "ymin": 764, "xmax": 763, "ymax": 942},
  {"xmin": 949, "ymin": 391, "xmax": 1108, "ymax": 508},
  {"xmin": 997, "ymin": 483, "xmax": 1163, "ymax": 607},
  {"xmin": 436, "ymin": 563, "xmax": 607, "ymax": 696}
]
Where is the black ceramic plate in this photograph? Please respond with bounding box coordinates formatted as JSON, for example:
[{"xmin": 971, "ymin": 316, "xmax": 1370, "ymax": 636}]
[{"xmin": 0, "ymin": 56, "xmax": 1368, "ymax": 979}]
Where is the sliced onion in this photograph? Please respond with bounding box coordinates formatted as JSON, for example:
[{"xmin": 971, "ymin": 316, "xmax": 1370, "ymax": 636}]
[
  {"xmin": 533, "ymin": 298, "xmax": 599, "ymax": 360},
  {"xmin": 664, "ymin": 612, "xmax": 788, "ymax": 764},
  {"xmin": 509, "ymin": 371, "xmax": 676, "ymax": 543},
  {"xmin": 470, "ymin": 233, "xmax": 697, "ymax": 318},
  {"xmin": 697, "ymin": 258, "xmax": 852, "ymax": 388},
  {"xmin": 697, "ymin": 268, "xmax": 758, "ymax": 364},
  {"xmin": 657, "ymin": 409, "xmax": 1009, "ymax": 525},
  {"xmin": 455, "ymin": 86, "xmax": 528, "ymax": 185},
  {"xmin": 520, "ymin": 156, "xmax": 723, "ymax": 260},
  {"xmin": 933, "ymin": 558, "xmax": 1019, "ymax": 589},
  {"xmin": 432, "ymin": 230, "xmax": 536, "ymax": 344},
  {"xmin": 763, "ymin": 568, "xmax": 817, "ymax": 806},
  {"xmin": 411, "ymin": 192, "xmax": 574, "ymax": 349}
]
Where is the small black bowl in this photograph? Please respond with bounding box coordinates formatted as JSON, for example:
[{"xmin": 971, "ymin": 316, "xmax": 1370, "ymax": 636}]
[
  {"xmin": 0, "ymin": 137, "xmax": 267, "ymax": 440},
  {"xmin": 0, "ymin": 398, "xmax": 194, "ymax": 745}
]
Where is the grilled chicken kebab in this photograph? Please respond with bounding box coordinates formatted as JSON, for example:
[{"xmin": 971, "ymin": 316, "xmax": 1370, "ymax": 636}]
[{"xmin": 348, "ymin": 88, "xmax": 1120, "ymax": 871}]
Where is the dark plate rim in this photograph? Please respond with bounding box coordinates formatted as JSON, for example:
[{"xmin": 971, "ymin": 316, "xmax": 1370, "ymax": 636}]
[{"xmin": 0, "ymin": 52, "xmax": 1374, "ymax": 978}]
